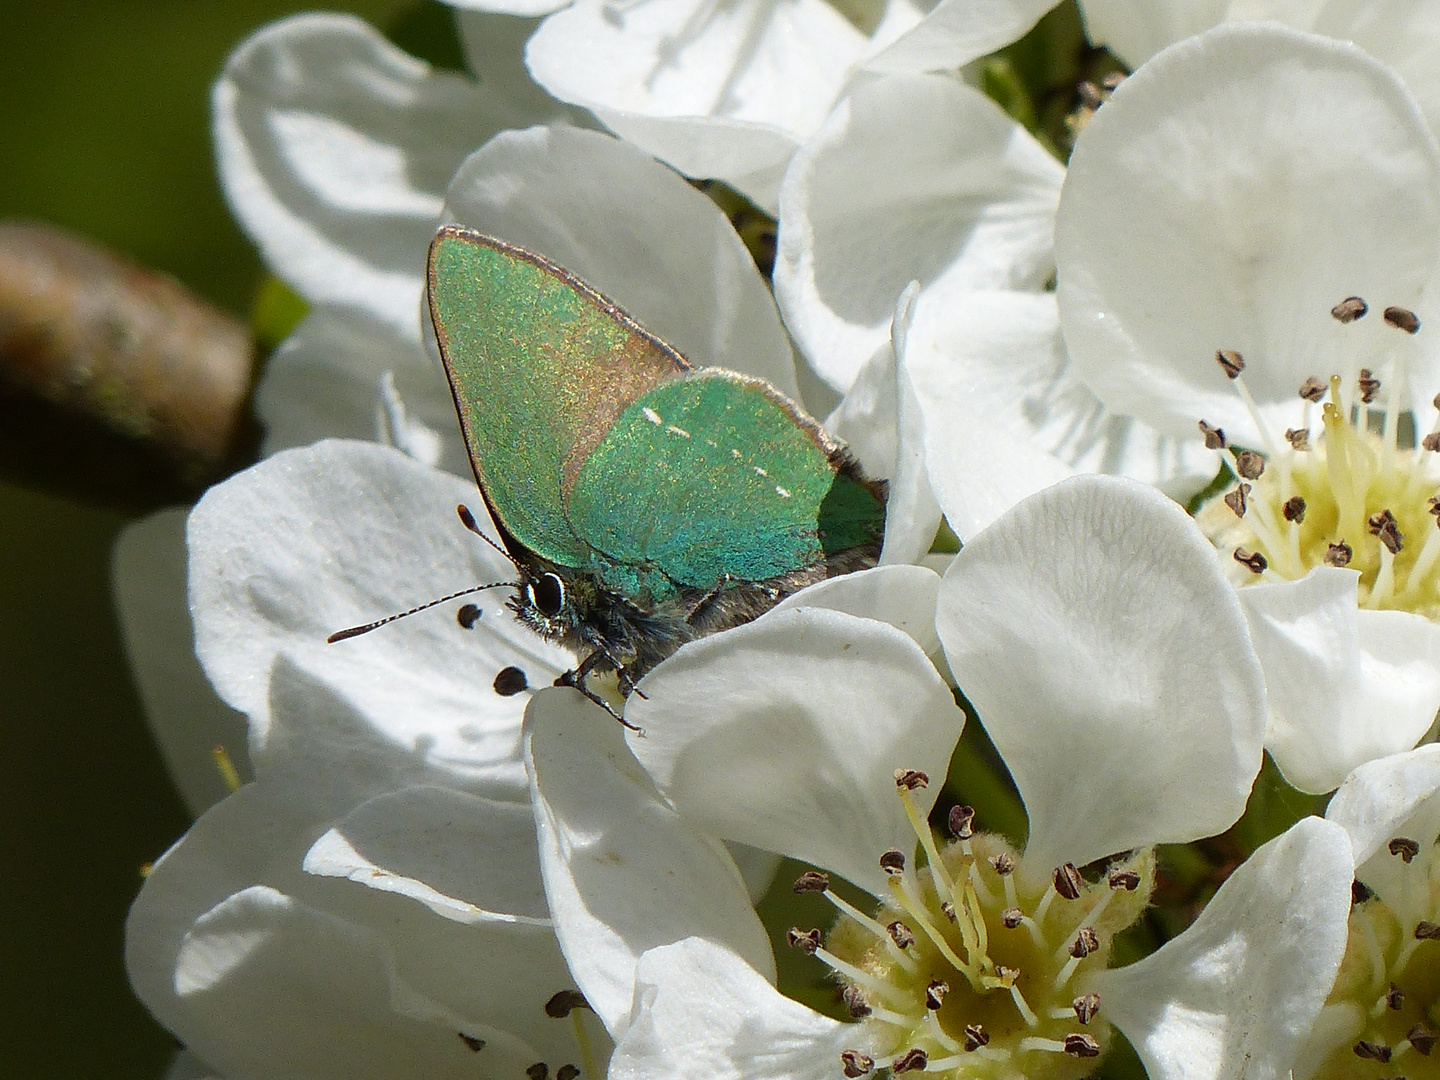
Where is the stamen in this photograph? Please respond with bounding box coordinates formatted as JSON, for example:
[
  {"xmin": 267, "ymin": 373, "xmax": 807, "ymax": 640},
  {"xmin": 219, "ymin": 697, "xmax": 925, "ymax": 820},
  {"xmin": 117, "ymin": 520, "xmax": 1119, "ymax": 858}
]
[
  {"xmin": 1353, "ymin": 1039, "xmax": 1393, "ymax": 1062},
  {"xmin": 1073, "ymin": 992, "xmax": 1102, "ymax": 1024},
  {"xmin": 1216, "ymin": 349, "xmax": 1245, "ymax": 379},
  {"xmin": 1358, "ymin": 368, "xmax": 1381, "ymax": 405},
  {"xmin": 1409, "ymin": 1024, "xmax": 1437, "ymax": 1055},
  {"xmin": 1286, "ymin": 427, "xmax": 1311, "ymax": 451},
  {"xmin": 1299, "ymin": 376, "xmax": 1328, "ymax": 402},
  {"xmin": 1332, "ymin": 296, "xmax": 1369, "ymax": 323},
  {"xmin": 1325, "ymin": 541, "xmax": 1354, "ymax": 568},
  {"xmin": 1389, "ymin": 837, "xmax": 1421, "ymax": 863},
  {"xmin": 1283, "ymin": 496, "xmax": 1306, "ymax": 523},
  {"xmin": 1224, "ymin": 484, "xmax": 1250, "ymax": 518},
  {"xmin": 891, "ymin": 1048, "xmax": 928, "ymax": 1073},
  {"xmin": 1234, "ymin": 548, "xmax": 1268, "ymax": 574},
  {"xmin": 1384, "ymin": 306, "xmax": 1421, "ymax": 334},
  {"xmin": 840, "ymin": 1050, "xmax": 874, "ymax": 1078},
  {"xmin": 1053, "ymin": 864, "xmax": 1084, "ymax": 902},
  {"xmin": 1199, "ymin": 420, "xmax": 1227, "ymax": 449},
  {"xmin": 1234, "ymin": 449, "xmax": 1266, "ymax": 480}
]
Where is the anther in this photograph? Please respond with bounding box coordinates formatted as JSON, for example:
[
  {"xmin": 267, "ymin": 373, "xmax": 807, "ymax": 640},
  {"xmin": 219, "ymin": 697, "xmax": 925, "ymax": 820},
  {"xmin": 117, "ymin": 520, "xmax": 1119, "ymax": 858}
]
[
  {"xmin": 1369, "ymin": 510, "xmax": 1404, "ymax": 554},
  {"xmin": 888, "ymin": 921, "xmax": 916, "ymax": 949},
  {"xmin": 841, "ymin": 1050, "xmax": 875, "ymax": 1077},
  {"xmin": 1386, "ymin": 983, "xmax": 1405, "ymax": 1010},
  {"xmin": 995, "ymin": 965, "xmax": 1020, "ymax": 986},
  {"xmin": 893, "ymin": 1048, "xmax": 929, "ymax": 1073},
  {"xmin": 1353, "ymin": 879, "xmax": 1374, "ymax": 904},
  {"xmin": 940, "ymin": 902, "xmax": 956, "ymax": 922},
  {"xmin": 894, "ymin": 768, "xmax": 928, "ymax": 790},
  {"xmin": 1233, "ymin": 449, "xmax": 1265, "ymax": 480},
  {"xmin": 1415, "ymin": 921, "xmax": 1440, "ymax": 940},
  {"xmin": 458, "ymin": 1033, "xmax": 486, "ymax": 1052},
  {"xmin": 1326, "ymin": 541, "xmax": 1354, "ymax": 568},
  {"xmin": 1065, "ymin": 1034, "xmax": 1102, "ymax": 1058},
  {"xmin": 1332, "ymin": 296, "xmax": 1369, "ymax": 323},
  {"xmin": 786, "ymin": 927, "xmax": 821, "ymax": 954},
  {"xmin": 1077, "ymin": 81, "xmax": 1103, "ymax": 110},
  {"xmin": 527, "ymin": 1065, "xmax": 548, "ymax": 1080},
  {"xmin": 1299, "ymin": 376, "xmax": 1328, "ymax": 402},
  {"xmin": 793, "ymin": 870, "xmax": 830, "ymax": 893},
  {"xmin": 948, "ymin": 805, "xmax": 976, "ymax": 839},
  {"xmin": 1283, "ymin": 496, "xmax": 1307, "ymax": 523},
  {"xmin": 1001, "ymin": 907, "xmax": 1024, "ymax": 928},
  {"xmin": 1073, "ymin": 993, "xmax": 1101, "ymax": 1024},
  {"xmin": 1108, "ymin": 868, "xmax": 1140, "ymax": 891},
  {"xmin": 1054, "ymin": 864, "xmax": 1083, "ymax": 900},
  {"xmin": 1216, "ymin": 350, "xmax": 1245, "ymax": 379},
  {"xmin": 964, "ymin": 1025, "xmax": 991, "ymax": 1051},
  {"xmin": 1388, "ymin": 837, "xmax": 1420, "ymax": 863},
  {"xmin": 1069, "ymin": 927, "xmax": 1100, "ymax": 959},
  {"xmin": 1224, "ymin": 484, "xmax": 1250, "ymax": 517},
  {"xmin": 545, "ymin": 991, "xmax": 589, "ymax": 1018},
  {"xmin": 1410, "ymin": 1024, "xmax": 1437, "ymax": 1055},
  {"xmin": 991, "ymin": 852, "xmax": 1016, "ymax": 876},
  {"xmin": 457, "ymin": 603, "xmax": 482, "ymax": 629},
  {"xmin": 1234, "ymin": 548, "xmax": 1268, "ymax": 574},
  {"xmin": 1358, "ymin": 368, "xmax": 1381, "ymax": 404},
  {"xmin": 880, "ymin": 850, "xmax": 906, "ymax": 875},
  {"xmin": 1431, "ymin": 496, "xmax": 1440, "ymax": 517},
  {"xmin": 1199, "ymin": 420, "xmax": 1227, "ymax": 449},
  {"xmin": 556, "ymin": 1066, "xmax": 580, "ymax": 1080},
  {"xmin": 926, "ymin": 980, "xmax": 950, "ymax": 1009},
  {"xmin": 1354, "ymin": 1040, "xmax": 1393, "ymax": 1062},
  {"xmin": 1285, "ymin": 427, "xmax": 1311, "ymax": 451},
  {"xmin": 1423, "ymin": 431, "xmax": 1440, "ymax": 452},
  {"xmin": 1384, "ymin": 306, "xmax": 1421, "ymax": 334},
  {"xmin": 843, "ymin": 986, "xmax": 872, "ymax": 1019},
  {"xmin": 494, "ymin": 666, "xmax": 529, "ymax": 696}
]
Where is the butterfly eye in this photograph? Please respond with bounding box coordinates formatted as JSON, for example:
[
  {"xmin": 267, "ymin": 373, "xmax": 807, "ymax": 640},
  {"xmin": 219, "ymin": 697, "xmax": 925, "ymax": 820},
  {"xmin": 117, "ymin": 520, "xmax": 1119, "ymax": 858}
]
[{"xmin": 532, "ymin": 573, "xmax": 565, "ymax": 618}]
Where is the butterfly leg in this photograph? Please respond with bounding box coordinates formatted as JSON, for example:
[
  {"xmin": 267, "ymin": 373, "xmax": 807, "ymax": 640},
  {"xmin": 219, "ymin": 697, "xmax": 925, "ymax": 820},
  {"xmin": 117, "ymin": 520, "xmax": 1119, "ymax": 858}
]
[
  {"xmin": 554, "ymin": 651, "xmax": 641, "ymax": 731},
  {"xmin": 684, "ymin": 573, "xmax": 735, "ymax": 627}
]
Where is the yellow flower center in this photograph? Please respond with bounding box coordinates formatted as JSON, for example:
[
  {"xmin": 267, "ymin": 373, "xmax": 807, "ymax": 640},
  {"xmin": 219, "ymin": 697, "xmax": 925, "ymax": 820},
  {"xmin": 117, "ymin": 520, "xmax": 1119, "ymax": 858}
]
[
  {"xmin": 1304, "ymin": 833, "xmax": 1440, "ymax": 1077},
  {"xmin": 787, "ymin": 774, "xmax": 1154, "ymax": 1080},
  {"xmin": 1195, "ymin": 302, "xmax": 1440, "ymax": 618}
]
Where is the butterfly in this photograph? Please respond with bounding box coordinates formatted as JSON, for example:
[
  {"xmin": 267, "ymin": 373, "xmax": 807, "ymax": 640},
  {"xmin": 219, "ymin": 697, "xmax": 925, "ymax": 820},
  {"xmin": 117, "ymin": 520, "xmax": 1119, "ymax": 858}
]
[{"xmin": 333, "ymin": 227, "xmax": 887, "ymax": 721}]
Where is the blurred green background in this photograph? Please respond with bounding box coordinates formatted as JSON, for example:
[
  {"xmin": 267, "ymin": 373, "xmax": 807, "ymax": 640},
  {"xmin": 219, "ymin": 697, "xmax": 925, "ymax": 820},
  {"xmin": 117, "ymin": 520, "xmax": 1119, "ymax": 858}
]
[{"xmin": 0, "ymin": 4, "xmax": 417, "ymax": 1077}]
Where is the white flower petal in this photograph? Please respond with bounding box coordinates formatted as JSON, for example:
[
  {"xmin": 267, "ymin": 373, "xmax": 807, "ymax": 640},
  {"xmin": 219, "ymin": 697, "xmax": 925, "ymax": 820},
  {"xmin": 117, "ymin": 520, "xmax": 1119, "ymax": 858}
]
[
  {"xmin": 1324, "ymin": 742, "xmax": 1440, "ymax": 906},
  {"xmin": 936, "ymin": 476, "xmax": 1267, "ymax": 876},
  {"xmin": 215, "ymin": 14, "xmax": 519, "ymax": 337},
  {"xmin": 865, "ymin": 0, "xmax": 1060, "ymax": 74},
  {"xmin": 880, "ymin": 282, "xmax": 944, "ymax": 565},
  {"xmin": 442, "ymin": 124, "xmax": 798, "ymax": 395},
  {"xmin": 525, "ymin": 689, "xmax": 774, "ymax": 1037},
  {"xmin": 525, "ymin": 0, "xmax": 868, "ymax": 210},
  {"xmin": 1056, "ymin": 24, "xmax": 1440, "ymax": 444},
  {"xmin": 448, "ymin": 0, "xmax": 569, "ymax": 15},
  {"xmin": 1238, "ymin": 567, "xmax": 1440, "ymax": 794},
  {"xmin": 128, "ymin": 783, "xmax": 576, "ymax": 1080},
  {"xmin": 772, "ymin": 564, "xmax": 942, "ymax": 657},
  {"xmin": 188, "ymin": 440, "xmax": 570, "ymax": 788},
  {"xmin": 611, "ymin": 937, "xmax": 855, "ymax": 1080},
  {"xmin": 627, "ymin": 608, "xmax": 963, "ymax": 896},
  {"xmin": 1077, "ymin": 0, "xmax": 1228, "ymax": 68},
  {"xmin": 256, "ymin": 305, "xmax": 470, "ymax": 474},
  {"xmin": 904, "ymin": 288, "xmax": 1217, "ymax": 537},
  {"xmin": 1093, "ymin": 817, "xmax": 1354, "ymax": 1080},
  {"xmin": 776, "ymin": 73, "xmax": 1064, "ymax": 393},
  {"xmin": 304, "ymin": 785, "xmax": 549, "ymax": 925},
  {"xmin": 113, "ymin": 510, "xmax": 250, "ymax": 817},
  {"xmin": 454, "ymin": 10, "xmax": 578, "ymax": 124}
]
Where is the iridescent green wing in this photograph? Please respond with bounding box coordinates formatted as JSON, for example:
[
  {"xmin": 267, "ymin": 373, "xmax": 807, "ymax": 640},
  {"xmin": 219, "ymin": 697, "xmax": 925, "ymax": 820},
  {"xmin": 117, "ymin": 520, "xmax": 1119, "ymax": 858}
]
[
  {"xmin": 427, "ymin": 227, "xmax": 688, "ymax": 567},
  {"xmin": 568, "ymin": 372, "xmax": 886, "ymax": 603}
]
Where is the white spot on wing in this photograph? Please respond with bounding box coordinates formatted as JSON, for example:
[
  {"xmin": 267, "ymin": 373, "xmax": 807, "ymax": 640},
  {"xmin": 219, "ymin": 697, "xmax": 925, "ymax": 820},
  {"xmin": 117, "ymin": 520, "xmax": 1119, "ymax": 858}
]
[
  {"xmin": 643, "ymin": 407, "xmax": 662, "ymax": 425},
  {"xmin": 666, "ymin": 425, "xmax": 690, "ymax": 438},
  {"xmin": 730, "ymin": 448, "xmax": 741, "ymax": 458},
  {"xmin": 753, "ymin": 467, "xmax": 768, "ymax": 477},
  {"xmin": 775, "ymin": 486, "xmax": 791, "ymax": 498}
]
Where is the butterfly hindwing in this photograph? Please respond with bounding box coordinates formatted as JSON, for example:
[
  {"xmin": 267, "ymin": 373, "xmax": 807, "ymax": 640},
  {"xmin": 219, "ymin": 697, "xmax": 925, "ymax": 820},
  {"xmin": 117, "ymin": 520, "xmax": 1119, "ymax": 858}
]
[{"xmin": 568, "ymin": 372, "xmax": 884, "ymax": 603}]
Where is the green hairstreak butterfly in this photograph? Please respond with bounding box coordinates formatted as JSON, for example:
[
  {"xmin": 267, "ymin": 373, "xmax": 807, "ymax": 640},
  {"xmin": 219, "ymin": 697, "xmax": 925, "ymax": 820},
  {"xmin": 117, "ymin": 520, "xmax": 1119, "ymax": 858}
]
[{"xmin": 334, "ymin": 226, "xmax": 886, "ymax": 719}]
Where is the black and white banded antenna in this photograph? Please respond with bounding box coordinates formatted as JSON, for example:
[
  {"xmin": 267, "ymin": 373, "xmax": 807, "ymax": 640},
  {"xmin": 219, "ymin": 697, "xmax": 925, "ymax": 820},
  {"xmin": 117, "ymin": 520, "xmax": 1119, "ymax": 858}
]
[{"xmin": 326, "ymin": 505, "xmax": 521, "ymax": 643}]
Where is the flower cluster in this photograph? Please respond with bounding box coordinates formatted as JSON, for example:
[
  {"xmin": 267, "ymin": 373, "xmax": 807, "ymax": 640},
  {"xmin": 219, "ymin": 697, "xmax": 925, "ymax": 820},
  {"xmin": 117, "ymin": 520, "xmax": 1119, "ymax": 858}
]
[{"xmin": 115, "ymin": 4, "xmax": 1440, "ymax": 1080}]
